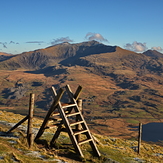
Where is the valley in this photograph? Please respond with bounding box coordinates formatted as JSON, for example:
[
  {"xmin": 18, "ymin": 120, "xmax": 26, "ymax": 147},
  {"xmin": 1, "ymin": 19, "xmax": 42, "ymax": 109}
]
[{"xmin": 1, "ymin": 41, "xmax": 163, "ymax": 140}]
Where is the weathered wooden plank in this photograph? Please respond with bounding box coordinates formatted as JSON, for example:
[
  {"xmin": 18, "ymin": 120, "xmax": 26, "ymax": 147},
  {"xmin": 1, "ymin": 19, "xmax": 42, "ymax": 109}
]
[
  {"xmin": 51, "ymin": 86, "xmax": 57, "ymax": 97},
  {"xmin": 74, "ymin": 85, "xmax": 82, "ymax": 100},
  {"xmin": 70, "ymin": 120, "xmax": 84, "ymax": 127},
  {"xmin": 73, "ymin": 129, "xmax": 88, "ymax": 135},
  {"xmin": 62, "ymin": 103, "xmax": 76, "ymax": 109},
  {"xmin": 138, "ymin": 123, "xmax": 142, "ymax": 154},
  {"xmin": 66, "ymin": 112, "xmax": 80, "ymax": 117},
  {"xmin": 78, "ymin": 138, "xmax": 92, "ymax": 145},
  {"xmin": 27, "ymin": 93, "xmax": 35, "ymax": 148},
  {"xmin": 50, "ymin": 125, "xmax": 63, "ymax": 146},
  {"xmin": 7, "ymin": 115, "xmax": 29, "ymax": 133},
  {"xmin": 76, "ymin": 98, "xmax": 83, "ymax": 142},
  {"xmin": 65, "ymin": 85, "xmax": 82, "ymax": 102}
]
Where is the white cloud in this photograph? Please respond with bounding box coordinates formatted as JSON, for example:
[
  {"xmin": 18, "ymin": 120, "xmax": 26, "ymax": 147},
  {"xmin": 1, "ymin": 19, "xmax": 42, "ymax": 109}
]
[
  {"xmin": 51, "ymin": 37, "xmax": 73, "ymax": 45},
  {"xmin": 151, "ymin": 46, "xmax": 163, "ymax": 51},
  {"xmin": 85, "ymin": 32, "xmax": 108, "ymax": 42},
  {"xmin": 124, "ymin": 41, "xmax": 147, "ymax": 52}
]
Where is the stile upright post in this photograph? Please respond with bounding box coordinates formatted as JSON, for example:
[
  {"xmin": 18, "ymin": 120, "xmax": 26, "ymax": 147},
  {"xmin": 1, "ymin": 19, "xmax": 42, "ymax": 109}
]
[
  {"xmin": 76, "ymin": 98, "xmax": 83, "ymax": 142},
  {"xmin": 138, "ymin": 122, "xmax": 142, "ymax": 154},
  {"xmin": 27, "ymin": 93, "xmax": 35, "ymax": 148}
]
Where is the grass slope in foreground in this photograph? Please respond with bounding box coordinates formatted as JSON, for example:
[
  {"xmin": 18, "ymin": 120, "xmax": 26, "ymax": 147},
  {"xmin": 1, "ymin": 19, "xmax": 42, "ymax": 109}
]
[{"xmin": 0, "ymin": 110, "xmax": 163, "ymax": 162}]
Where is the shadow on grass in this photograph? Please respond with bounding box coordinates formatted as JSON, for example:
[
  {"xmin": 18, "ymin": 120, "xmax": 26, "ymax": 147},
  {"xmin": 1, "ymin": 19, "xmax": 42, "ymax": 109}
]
[{"xmin": 36, "ymin": 138, "xmax": 83, "ymax": 161}]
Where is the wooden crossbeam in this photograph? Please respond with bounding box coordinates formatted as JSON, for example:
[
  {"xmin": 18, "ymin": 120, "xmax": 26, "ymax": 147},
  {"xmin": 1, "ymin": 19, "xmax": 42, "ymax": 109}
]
[{"xmin": 7, "ymin": 115, "xmax": 29, "ymax": 133}]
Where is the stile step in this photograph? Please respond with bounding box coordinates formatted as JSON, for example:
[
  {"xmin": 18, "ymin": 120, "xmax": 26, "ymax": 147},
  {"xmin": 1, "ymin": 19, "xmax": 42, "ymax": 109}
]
[
  {"xmin": 49, "ymin": 117, "xmax": 62, "ymax": 121},
  {"xmin": 52, "ymin": 112, "xmax": 60, "ymax": 116},
  {"xmin": 78, "ymin": 138, "xmax": 93, "ymax": 145},
  {"xmin": 52, "ymin": 110, "xmax": 69, "ymax": 116},
  {"xmin": 74, "ymin": 129, "xmax": 88, "ymax": 135},
  {"xmin": 62, "ymin": 103, "xmax": 77, "ymax": 109},
  {"xmin": 66, "ymin": 112, "xmax": 80, "ymax": 117},
  {"xmin": 70, "ymin": 120, "xmax": 84, "ymax": 126},
  {"xmin": 45, "ymin": 125, "xmax": 59, "ymax": 129}
]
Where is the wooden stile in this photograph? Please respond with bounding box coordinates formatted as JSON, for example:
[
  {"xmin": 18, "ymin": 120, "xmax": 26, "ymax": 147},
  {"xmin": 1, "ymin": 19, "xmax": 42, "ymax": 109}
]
[{"xmin": 35, "ymin": 85, "xmax": 101, "ymax": 158}]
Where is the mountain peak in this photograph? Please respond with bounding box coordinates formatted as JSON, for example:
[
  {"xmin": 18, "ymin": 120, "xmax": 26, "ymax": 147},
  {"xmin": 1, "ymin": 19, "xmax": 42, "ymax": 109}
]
[
  {"xmin": 49, "ymin": 41, "xmax": 71, "ymax": 47},
  {"xmin": 78, "ymin": 40, "xmax": 102, "ymax": 46},
  {"xmin": 62, "ymin": 42, "xmax": 71, "ymax": 45},
  {"xmin": 143, "ymin": 49, "xmax": 163, "ymax": 58}
]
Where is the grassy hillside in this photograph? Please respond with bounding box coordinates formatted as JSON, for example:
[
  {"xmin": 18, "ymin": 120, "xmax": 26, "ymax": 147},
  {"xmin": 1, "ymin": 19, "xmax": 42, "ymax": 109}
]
[
  {"xmin": 1, "ymin": 66, "xmax": 163, "ymax": 138},
  {"xmin": 0, "ymin": 110, "xmax": 163, "ymax": 162}
]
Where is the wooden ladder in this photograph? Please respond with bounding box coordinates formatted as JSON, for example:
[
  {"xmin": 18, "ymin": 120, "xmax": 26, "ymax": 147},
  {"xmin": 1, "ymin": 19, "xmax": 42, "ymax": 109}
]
[{"xmin": 35, "ymin": 85, "xmax": 101, "ymax": 158}]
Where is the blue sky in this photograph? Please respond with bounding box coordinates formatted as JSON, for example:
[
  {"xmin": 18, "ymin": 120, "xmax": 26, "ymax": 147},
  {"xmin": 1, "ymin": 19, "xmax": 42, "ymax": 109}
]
[{"xmin": 0, "ymin": 0, "xmax": 163, "ymax": 54}]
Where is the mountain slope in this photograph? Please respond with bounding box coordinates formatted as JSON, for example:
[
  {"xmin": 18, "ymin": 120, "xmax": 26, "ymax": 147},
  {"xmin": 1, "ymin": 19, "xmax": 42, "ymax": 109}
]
[{"xmin": 0, "ymin": 52, "xmax": 13, "ymax": 62}]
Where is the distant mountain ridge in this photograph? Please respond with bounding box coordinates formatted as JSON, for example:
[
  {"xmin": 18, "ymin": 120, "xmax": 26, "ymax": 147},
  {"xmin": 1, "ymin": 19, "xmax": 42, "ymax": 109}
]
[
  {"xmin": 0, "ymin": 41, "xmax": 116, "ymax": 70},
  {"xmin": 143, "ymin": 49, "xmax": 163, "ymax": 58},
  {"xmin": 1, "ymin": 40, "xmax": 163, "ymax": 72}
]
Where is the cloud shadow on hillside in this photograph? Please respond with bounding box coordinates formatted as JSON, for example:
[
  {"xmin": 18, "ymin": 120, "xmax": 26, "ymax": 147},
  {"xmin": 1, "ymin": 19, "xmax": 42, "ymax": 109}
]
[
  {"xmin": 25, "ymin": 66, "xmax": 68, "ymax": 77},
  {"xmin": 59, "ymin": 45, "xmax": 116, "ymax": 66}
]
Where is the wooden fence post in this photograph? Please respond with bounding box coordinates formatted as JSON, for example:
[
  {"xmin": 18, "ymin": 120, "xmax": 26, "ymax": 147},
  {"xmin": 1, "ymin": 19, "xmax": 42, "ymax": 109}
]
[
  {"xmin": 76, "ymin": 98, "xmax": 83, "ymax": 142},
  {"xmin": 27, "ymin": 93, "xmax": 35, "ymax": 148},
  {"xmin": 138, "ymin": 123, "xmax": 142, "ymax": 154}
]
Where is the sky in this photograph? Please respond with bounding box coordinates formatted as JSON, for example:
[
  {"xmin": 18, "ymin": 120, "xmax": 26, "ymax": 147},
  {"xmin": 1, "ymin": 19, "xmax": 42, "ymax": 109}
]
[{"xmin": 0, "ymin": 0, "xmax": 163, "ymax": 54}]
